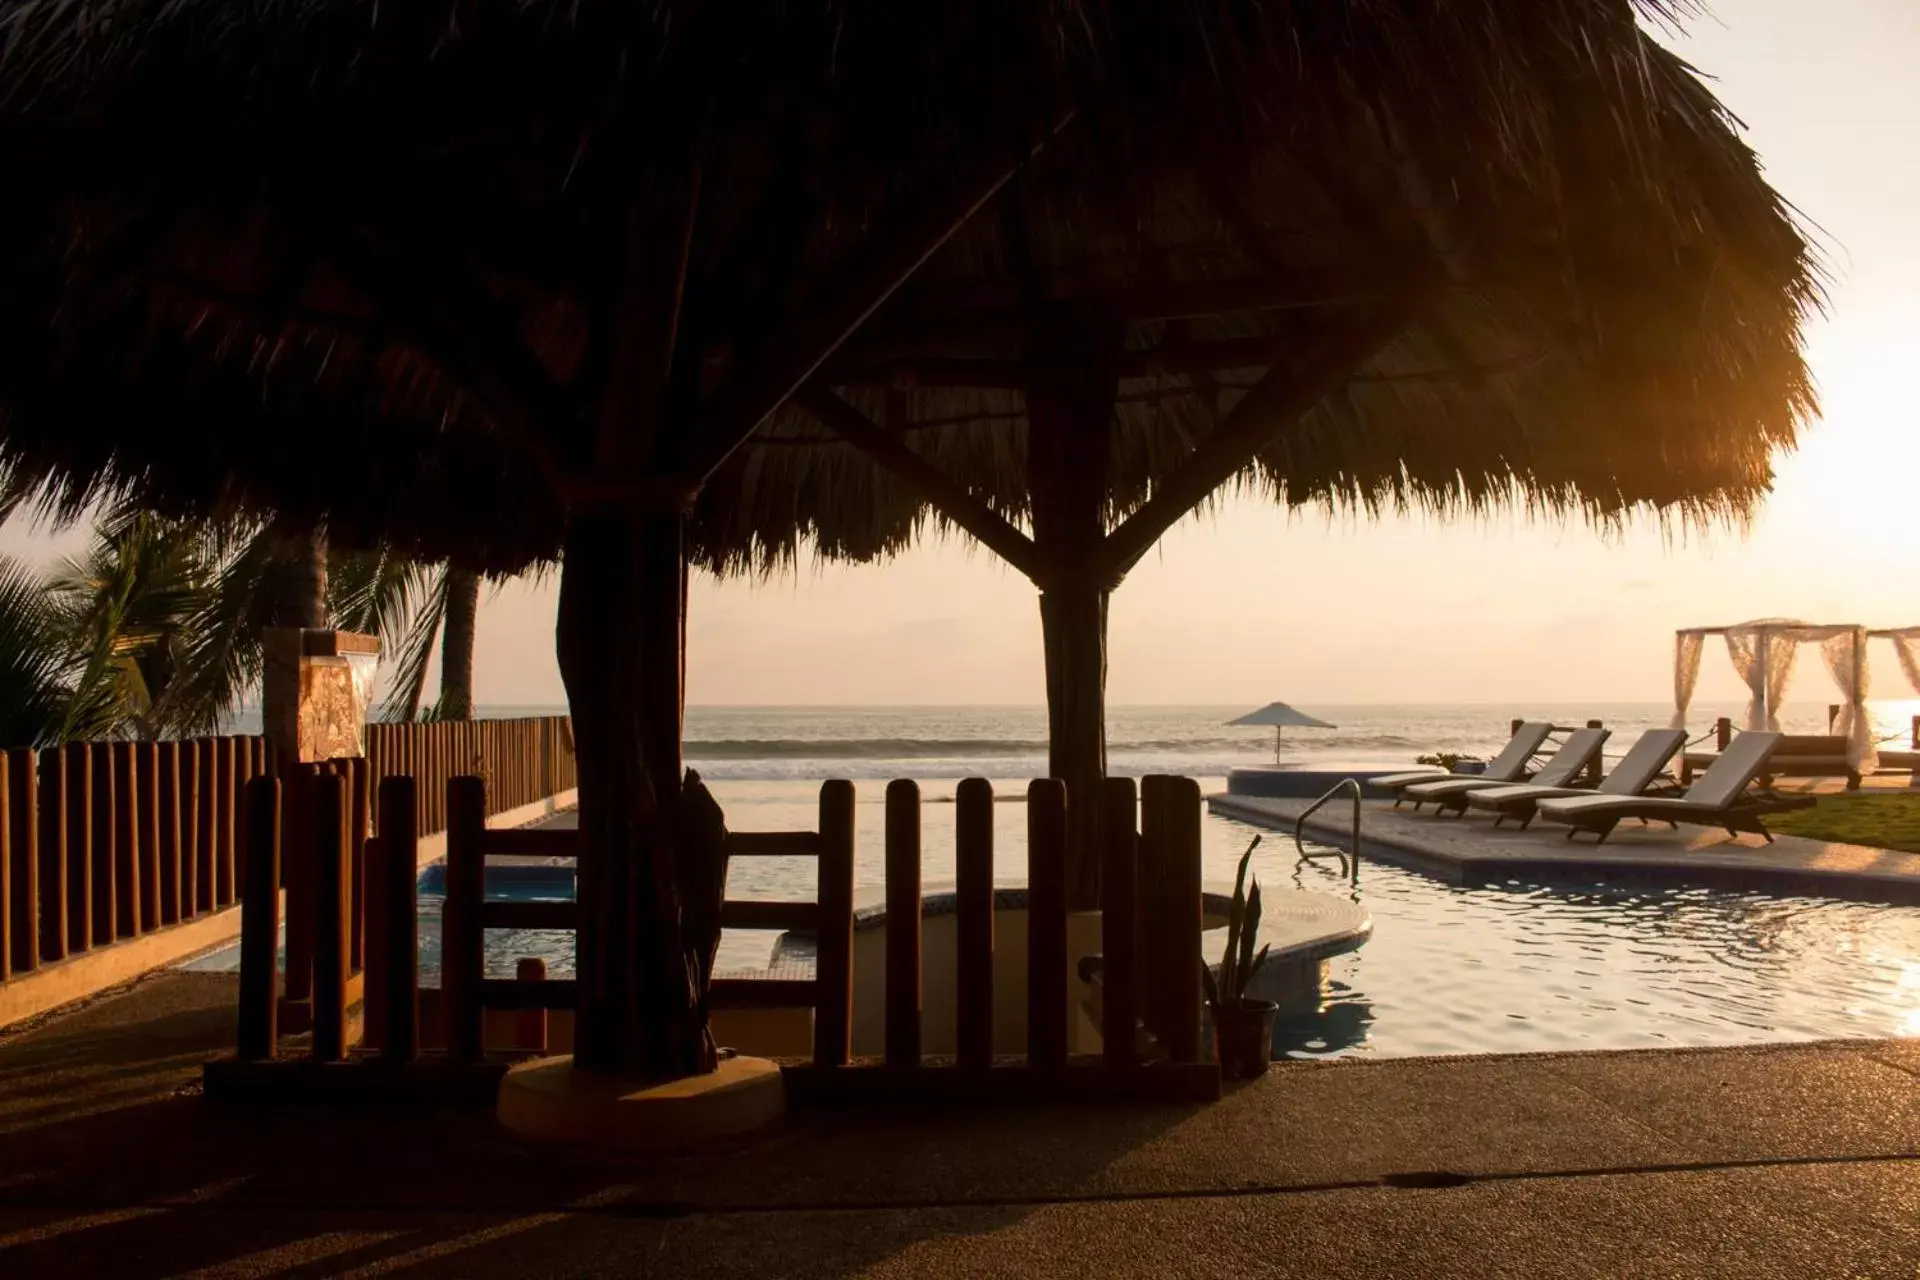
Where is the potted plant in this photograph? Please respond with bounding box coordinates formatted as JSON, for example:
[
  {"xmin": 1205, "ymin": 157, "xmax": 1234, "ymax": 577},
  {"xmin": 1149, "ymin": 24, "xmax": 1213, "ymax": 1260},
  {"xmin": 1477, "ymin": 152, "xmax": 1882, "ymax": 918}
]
[{"xmin": 1201, "ymin": 836, "xmax": 1278, "ymax": 1079}]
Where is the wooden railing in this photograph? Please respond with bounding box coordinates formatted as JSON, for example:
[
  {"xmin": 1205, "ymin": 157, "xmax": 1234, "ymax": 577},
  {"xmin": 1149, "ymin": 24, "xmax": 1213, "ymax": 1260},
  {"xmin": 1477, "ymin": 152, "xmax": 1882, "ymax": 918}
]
[
  {"xmin": 4, "ymin": 716, "xmax": 576, "ymax": 1029},
  {"xmin": 0, "ymin": 736, "xmax": 266, "ymax": 984},
  {"xmin": 219, "ymin": 769, "xmax": 1219, "ymax": 1106},
  {"xmin": 364, "ymin": 715, "xmax": 575, "ymax": 838}
]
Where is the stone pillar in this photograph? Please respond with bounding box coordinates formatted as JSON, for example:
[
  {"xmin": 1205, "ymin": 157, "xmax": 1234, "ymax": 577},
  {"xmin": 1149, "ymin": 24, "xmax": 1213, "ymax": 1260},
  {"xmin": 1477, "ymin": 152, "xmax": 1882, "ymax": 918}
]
[{"xmin": 262, "ymin": 630, "xmax": 381, "ymax": 765}]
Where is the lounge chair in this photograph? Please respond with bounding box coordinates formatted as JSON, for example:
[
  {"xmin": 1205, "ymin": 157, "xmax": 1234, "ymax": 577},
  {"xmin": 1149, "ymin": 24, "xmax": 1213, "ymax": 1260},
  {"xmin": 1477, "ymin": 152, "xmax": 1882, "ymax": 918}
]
[
  {"xmin": 1373, "ymin": 722, "xmax": 1556, "ymax": 806},
  {"xmin": 1533, "ymin": 731, "xmax": 1814, "ymax": 844},
  {"xmin": 1402, "ymin": 726, "xmax": 1611, "ymax": 816},
  {"xmin": 1462, "ymin": 728, "xmax": 1688, "ymax": 828}
]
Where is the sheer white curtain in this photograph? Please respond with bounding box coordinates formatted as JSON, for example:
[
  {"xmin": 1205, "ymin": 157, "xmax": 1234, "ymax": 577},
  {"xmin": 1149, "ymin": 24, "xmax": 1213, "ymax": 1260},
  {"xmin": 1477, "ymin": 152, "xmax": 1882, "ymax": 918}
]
[
  {"xmin": 1887, "ymin": 628, "xmax": 1920, "ymax": 697},
  {"xmin": 1819, "ymin": 626, "xmax": 1875, "ymax": 774},
  {"xmin": 1763, "ymin": 630, "xmax": 1798, "ymax": 732},
  {"xmin": 1724, "ymin": 627, "xmax": 1768, "ymax": 731},
  {"xmin": 1672, "ymin": 631, "xmax": 1704, "ymax": 729}
]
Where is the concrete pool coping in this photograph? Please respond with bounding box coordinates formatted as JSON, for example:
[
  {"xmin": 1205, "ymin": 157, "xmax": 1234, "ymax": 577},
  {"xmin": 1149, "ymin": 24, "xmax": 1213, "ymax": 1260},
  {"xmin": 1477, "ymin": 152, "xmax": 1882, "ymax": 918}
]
[{"xmin": 1209, "ymin": 791, "xmax": 1920, "ymax": 904}]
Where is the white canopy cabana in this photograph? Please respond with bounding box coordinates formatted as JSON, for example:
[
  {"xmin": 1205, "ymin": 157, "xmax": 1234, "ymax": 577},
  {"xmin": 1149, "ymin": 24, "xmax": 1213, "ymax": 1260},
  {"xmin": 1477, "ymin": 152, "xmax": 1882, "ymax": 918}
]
[{"xmin": 1673, "ymin": 620, "xmax": 1920, "ymax": 775}]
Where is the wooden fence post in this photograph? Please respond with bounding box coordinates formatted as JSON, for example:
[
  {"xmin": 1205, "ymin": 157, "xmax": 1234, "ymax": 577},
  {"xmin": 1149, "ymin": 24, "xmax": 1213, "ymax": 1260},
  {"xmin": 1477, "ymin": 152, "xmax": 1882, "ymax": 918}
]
[
  {"xmin": 36, "ymin": 748, "xmax": 65, "ymax": 965},
  {"xmin": 813, "ymin": 780, "xmax": 855, "ymax": 1068},
  {"xmin": 234, "ymin": 737, "xmax": 256, "ymax": 898},
  {"xmin": 1026, "ymin": 778, "xmax": 1069, "ymax": 1070},
  {"xmin": 377, "ymin": 776, "xmax": 420, "ymax": 1064},
  {"xmin": 516, "ymin": 957, "xmax": 549, "ymax": 1053},
  {"xmin": 444, "ymin": 775, "xmax": 486, "ymax": 1064},
  {"xmin": 64, "ymin": 743, "xmax": 92, "ymax": 952},
  {"xmin": 95, "ymin": 742, "xmax": 121, "ymax": 943},
  {"xmin": 137, "ymin": 742, "xmax": 160, "ymax": 934},
  {"xmin": 1715, "ymin": 717, "xmax": 1733, "ymax": 751},
  {"xmin": 154, "ymin": 742, "xmax": 180, "ymax": 927},
  {"xmin": 1100, "ymin": 777, "xmax": 1139, "ymax": 1066},
  {"xmin": 108, "ymin": 740, "xmax": 136, "ymax": 940},
  {"xmin": 214, "ymin": 737, "xmax": 235, "ymax": 908},
  {"xmin": 0, "ymin": 756, "xmax": 10, "ymax": 981},
  {"xmin": 281, "ymin": 764, "xmax": 316, "ymax": 1007},
  {"xmin": 312, "ymin": 771, "xmax": 351, "ymax": 1062},
  {"xmin": 1160, "ymin": 777, "xmax": 1203, "ymax": 1064},
  {"xmin": 236, "ymin": 777, "xmax": 281, "ymax": 1061},
  {"xmin": 955, "ymin": 777, "xmax": 994, "ymax": 1070},
  {"xmin": 4, "ymin": 750, "xmax": 36, "ymax": 975},
  {"xmin": 349, "ymin": 757, "xmax": 370, "ymax": 973},
  {"xmin": 884, "ymin": 779, "xmax": 922, "ymax": 1068}
]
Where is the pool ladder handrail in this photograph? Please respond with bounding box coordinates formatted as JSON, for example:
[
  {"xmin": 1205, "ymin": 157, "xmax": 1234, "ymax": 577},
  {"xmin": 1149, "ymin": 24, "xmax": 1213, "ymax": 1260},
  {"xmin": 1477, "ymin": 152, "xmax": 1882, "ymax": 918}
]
[{"xmin": 1294, "ymin": 778, "xmax": 1362, "ymax": 887}]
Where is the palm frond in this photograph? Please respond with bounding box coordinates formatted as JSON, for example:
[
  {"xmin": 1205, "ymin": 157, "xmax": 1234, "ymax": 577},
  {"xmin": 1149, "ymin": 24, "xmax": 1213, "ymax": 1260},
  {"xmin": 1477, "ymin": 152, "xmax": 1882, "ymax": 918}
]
[
  {"xmin": 377, "ymin": 566, "xmax": 449, "ymax": 723},
  {"xmin": 0, "ymin": 554, "xmax": 77, "ymax": 746}
]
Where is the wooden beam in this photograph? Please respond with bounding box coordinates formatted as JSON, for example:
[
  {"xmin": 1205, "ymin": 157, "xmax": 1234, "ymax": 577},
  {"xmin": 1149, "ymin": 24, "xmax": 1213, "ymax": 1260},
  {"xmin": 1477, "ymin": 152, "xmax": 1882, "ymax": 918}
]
[
  {"xmin": 1096, "ymin": 302, "xmax": 1414, "ymax": 584},
  {"xmin": 678, "ymin": 113, "xmax": 1075, "ymax": 484},
  {"xmin": 799, "ymin": 388, "xmax": 1044, "ymax": 583}
]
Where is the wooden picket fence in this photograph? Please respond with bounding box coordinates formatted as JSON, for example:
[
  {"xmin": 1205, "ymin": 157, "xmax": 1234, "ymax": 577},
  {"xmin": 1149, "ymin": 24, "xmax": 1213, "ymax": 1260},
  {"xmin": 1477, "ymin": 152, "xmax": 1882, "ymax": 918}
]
[
  {"xmin": 363, "ymin": 715, "xmax": 575, "ymax": 838},
  {"xmin": 0, "ymin": 736, "xmax": 267, "ymax": 984},
  {"xmin": 218, "ymin": 769, "xmax": 1219, "ymax": 1106},
  {"xmin": 2, "ymin": 716, "xmax": 577, "ymax": 1024}
]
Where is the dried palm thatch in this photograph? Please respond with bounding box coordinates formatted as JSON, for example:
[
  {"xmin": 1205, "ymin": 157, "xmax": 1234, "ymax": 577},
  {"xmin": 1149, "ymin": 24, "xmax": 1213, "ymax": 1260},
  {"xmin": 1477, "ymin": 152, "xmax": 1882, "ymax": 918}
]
[
  {"xmin": 0, "ymin": 2, "xmax": 1814, "ymax": 571},
  {"xmin": 695, "ymin": 30, "xmax": 1818, "ymax": 576}
]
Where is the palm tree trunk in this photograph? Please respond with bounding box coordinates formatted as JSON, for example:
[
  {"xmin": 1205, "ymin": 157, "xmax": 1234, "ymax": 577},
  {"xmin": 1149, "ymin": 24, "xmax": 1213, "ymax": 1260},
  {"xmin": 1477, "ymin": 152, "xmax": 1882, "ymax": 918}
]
[
  {"xmin": 283, "ymin": 524, "xmax": 328, "ymax": 629},
  {"xmin": 556, "ymin": 506, "xmax": 713, "ymax": 1079},
  {"xmin": 438, "ymin": 567, "xmax": 480, "ymax": 721}
]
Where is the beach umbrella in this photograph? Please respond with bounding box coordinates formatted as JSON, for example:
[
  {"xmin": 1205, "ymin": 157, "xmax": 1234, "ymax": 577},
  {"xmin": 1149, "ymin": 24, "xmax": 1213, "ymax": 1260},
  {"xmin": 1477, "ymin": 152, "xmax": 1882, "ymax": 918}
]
[
  {"xmin": 1228, "ymin": 703, "xmax": 1338, "ymax": 765},
  {"xmin": 0, "ymin": 1, "xmax": 1818, "ymax": 1069}
]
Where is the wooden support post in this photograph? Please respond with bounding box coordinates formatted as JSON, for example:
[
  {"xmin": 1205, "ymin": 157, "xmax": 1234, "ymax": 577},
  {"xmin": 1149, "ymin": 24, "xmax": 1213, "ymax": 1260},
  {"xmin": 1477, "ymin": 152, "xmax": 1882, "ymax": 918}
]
[
  {"xmin": 236, "ymin": 778, "xmax": 281, "ymax": 1061},
  {"xmin": 214, "ymin": 738, "xmax": 235, "ymax": 907},
  {"xmin": 377, "ymin": 776, "xmax": 420, "ymax": 1064},
  {"xmin": 444, "ymin": 775, "xmax": 486, "ymax": 1064},
  {"xmin": 814, "ymin": 780, "xmax": 855, "ymax": 1068},
  {"xmin": 516, "ymin": 957, "xmax": 549, "ymax": 1053},
  {"xmin": 1100, "ymin": 777, "xmax": 1139, "ymax": 1066},
  {"xmin": 1912, "ymin": 714, "xmax": 1919, "ymax": 750},
  {"xmin": 4, "ymin": 750, "xmax": 36, "ymax": 975},
  {"xmin": 157, "ymin": 743, "xmax": 183, "ymax": 927},
  {"xmin": 64, "ymin": 743, "xmax": 91, "ymax": 952},
  {"xmin": 1160, "ymin": 777, "xmax": 1204, "ymax": 1063},
  {"xmin": 1715, "ymin": 717, "xmax": 1733, "ymax": 751},
  {"xmin": 36, "ymin": 748, "xmax": 65, "ymax": 965},
  {"xmin": 1509, "ymin": 718, "xmax": 1523, "ymax": 738},
  {"xmin": 955, "ymin": 777, "xmax": 995, "ymax": 1070},
  {"xmin": 136, "ymin": 742, "xmax": 160, "ymax": 934},
  {"xmin": 1583, "ymin": 719, "xmax": 1605, "ymax": 786},
  {"xmin": 884, "ymin": 779, "xmax": 922, "ymax": 1068},
  {"xmin": 312, "ymin": 772, "xmax": 351, "ymax": 1062},
  {"xmin": 1026, "ymin": 778, "xmax": 1069, "ymax": 1069},
  {"xmin": 111, "ymin": 745, "xmax": 137, "ymax": 936}
]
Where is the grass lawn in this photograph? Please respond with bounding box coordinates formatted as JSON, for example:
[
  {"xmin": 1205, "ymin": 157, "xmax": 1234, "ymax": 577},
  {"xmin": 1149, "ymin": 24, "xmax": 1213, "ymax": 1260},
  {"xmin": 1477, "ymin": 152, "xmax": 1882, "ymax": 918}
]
[{"xmin": 1768, "ymin": 792, "xmax": 1920, "ymax": 853}]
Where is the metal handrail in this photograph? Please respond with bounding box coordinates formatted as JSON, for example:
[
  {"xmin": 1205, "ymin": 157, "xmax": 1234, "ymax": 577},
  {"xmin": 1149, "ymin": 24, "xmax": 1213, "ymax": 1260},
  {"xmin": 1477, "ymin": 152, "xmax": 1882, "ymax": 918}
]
[{"xmin": 1294, "ymin": 778, "xmax": 1362, "ymax": 887}]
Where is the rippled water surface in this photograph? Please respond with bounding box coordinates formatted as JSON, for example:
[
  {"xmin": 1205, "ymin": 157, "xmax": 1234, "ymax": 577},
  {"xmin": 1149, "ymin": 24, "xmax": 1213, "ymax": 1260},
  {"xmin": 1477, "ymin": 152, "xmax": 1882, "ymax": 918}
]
[{"xmin": 423, "ymin": 772, "xmax": 1920, "ymax": 1060}]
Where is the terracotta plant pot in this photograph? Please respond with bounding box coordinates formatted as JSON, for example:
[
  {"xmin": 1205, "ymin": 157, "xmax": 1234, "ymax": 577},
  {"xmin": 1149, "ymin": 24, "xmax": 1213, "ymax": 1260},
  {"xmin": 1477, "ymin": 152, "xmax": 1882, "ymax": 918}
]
[{"xmin": 1208, "ymin": 999, "xmax": 1278, "ymax": 1079}]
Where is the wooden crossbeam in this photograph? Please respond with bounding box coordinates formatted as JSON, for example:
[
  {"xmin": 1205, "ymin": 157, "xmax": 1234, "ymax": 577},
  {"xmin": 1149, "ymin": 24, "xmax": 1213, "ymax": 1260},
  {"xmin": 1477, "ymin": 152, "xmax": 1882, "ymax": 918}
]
[
  {"xmin": 799, "ymin": 389, "xmax": 1044, "ymax": 582},
  {"xmin": 1097, "ymin": 301, "xmax": 1416, "ymax": 583},
  {"xmin": 679, "ymin": 113, "xmax": 1075, "ymax": 485}
]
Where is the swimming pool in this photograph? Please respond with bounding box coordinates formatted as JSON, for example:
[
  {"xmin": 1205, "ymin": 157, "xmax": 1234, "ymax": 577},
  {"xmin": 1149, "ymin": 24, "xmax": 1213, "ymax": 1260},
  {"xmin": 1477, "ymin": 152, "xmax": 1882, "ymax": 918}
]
[{"xmin": 417, "ymin": 778, "xmax": 1920, "ymax": 1060}]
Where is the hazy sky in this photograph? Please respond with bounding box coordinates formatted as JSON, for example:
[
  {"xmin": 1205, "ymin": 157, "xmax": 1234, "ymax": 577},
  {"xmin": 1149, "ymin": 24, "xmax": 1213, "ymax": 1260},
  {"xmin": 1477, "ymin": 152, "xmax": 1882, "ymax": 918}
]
[{"xmin": 6, "ymin": 1, "xmax": 1917, "ymax": 710}]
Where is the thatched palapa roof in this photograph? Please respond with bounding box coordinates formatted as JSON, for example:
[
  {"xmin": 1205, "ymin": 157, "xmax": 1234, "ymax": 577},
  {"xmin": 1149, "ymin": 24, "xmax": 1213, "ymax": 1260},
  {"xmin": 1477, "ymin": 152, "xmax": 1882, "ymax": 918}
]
[{"xmin": 0, "ymin": 1, "xmax": 1816, "ymax": 575}]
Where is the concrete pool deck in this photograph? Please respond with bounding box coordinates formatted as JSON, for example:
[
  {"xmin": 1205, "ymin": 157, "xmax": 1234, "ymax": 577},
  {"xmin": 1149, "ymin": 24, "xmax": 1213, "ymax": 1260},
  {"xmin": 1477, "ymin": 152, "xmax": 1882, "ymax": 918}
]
[
  {"xmin": 1, "ymin": 971, "xmax": 1915, "ymax": 1277},
  {"xmin": 1211, "ymin": 791, "xmax": 1920, "ymax": 903}
]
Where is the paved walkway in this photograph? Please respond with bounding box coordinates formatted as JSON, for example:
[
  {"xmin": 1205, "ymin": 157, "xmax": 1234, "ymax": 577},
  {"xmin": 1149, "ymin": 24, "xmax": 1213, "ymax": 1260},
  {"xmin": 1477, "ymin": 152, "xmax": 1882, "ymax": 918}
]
[
  {"xmin": 1212, "ymin": 792, "xmax": 1920, "ymax": 902},
  {"xmin": 0, "ymin": 972, "xmax": 1914, "ymax": 1277}
]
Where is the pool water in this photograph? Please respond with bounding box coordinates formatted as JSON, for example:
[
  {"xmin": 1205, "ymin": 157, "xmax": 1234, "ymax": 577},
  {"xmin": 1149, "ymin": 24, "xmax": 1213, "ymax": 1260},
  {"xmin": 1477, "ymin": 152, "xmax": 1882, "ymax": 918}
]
[{"xmin": 419, "ymin": 777, "xmax": 1920, "ymax": 1060}]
